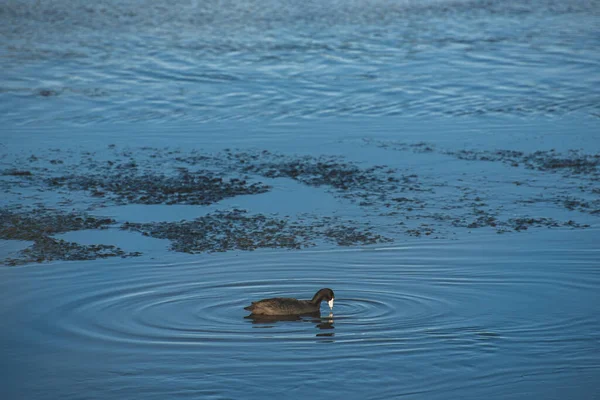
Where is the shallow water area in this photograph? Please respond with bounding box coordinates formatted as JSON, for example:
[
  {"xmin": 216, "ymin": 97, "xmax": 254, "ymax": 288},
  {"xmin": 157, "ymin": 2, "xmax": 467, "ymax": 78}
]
[
  {"xmin": 2, "ymin": 114, "xmax": 600, "ymax": 400},
  {"xmin": 2, "ymin": 117, "xmax": 600, "ymax": 400},
  {"xmin": 2, "ymin": 0, "xmax": 600, "ymax": 398}
]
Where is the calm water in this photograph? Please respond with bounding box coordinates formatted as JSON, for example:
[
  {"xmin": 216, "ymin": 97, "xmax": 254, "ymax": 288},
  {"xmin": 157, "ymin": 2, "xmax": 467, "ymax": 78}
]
[{"xmin": 1, "ymin": 0, "xmax": 600, "ymax": 399}]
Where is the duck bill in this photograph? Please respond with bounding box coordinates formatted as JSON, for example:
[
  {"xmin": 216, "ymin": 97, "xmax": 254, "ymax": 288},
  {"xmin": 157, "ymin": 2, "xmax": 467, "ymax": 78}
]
[{"xmin": 327, "ymin": 299, "xmax": 334, "ymax": 310}]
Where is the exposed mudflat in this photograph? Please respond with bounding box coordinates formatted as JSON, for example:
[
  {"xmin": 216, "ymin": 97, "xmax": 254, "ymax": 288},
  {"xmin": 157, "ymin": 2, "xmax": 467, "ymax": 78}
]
[
  {"xmin": 122, "ymin": 209, "xmax": 389, "ymax": 253},
  {"xmin": 47, "ymin": 171, "xmax": 271, "ymax": 205},
  {"xmin": 1, "ymin": 139, "xmax": 597, "ymax": 266},
  {"xmin": 0, "ymin": 208, "xmax": 140, "ymax": 266}
]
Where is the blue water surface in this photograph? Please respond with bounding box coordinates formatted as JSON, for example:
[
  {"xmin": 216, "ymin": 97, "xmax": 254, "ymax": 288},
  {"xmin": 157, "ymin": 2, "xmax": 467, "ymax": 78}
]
[{"xmin": 1, "ymin": 1, "xmax": 599, "ymax": 399}]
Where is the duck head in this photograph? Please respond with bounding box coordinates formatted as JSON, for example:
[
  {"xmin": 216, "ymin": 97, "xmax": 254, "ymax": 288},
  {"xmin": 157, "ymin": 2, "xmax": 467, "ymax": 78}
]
[{"xmin": 313, "ymin": 288, "xmax": 335, "ymax": 311}]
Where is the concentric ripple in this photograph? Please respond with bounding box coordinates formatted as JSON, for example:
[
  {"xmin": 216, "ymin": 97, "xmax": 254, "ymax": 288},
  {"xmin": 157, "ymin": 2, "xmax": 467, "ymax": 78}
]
[
  {"xmin": 2, "ymin": 234, "xmax": 600, "ymax": 399},
  {"xmin": 4, "ymin": 251, "xmax": 462, "ymax": 351}
]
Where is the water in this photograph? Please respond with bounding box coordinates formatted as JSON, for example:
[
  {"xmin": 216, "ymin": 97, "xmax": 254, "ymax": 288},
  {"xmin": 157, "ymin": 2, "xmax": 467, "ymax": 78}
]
[
  {"xmin": 1, "ymin": 233, "xmax": 599, "ymax": 399},
  {"xmin": 1, "ymin": 0, "xmax": 599, "ymax": 124},
  {"xmin": 1, "ymin": 0, "xmax": 600, "ymax": 399}
]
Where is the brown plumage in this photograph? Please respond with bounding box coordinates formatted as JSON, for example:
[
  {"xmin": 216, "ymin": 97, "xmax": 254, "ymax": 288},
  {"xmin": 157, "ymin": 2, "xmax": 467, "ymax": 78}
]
[{"xmin": 244, "ymin": 288, "xmax": 335, "ymax": 315}]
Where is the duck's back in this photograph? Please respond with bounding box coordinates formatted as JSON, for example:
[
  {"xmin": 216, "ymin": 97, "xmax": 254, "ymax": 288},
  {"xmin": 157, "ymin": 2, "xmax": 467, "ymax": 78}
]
[{"xmin": 244, "ymin": 297, "xmax": 317, "ymax": 315}]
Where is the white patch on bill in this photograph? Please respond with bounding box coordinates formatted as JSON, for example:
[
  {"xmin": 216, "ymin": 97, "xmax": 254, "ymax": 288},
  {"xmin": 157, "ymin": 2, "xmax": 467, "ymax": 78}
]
[{"xmin": 328, "ymin": 299, "xmax": 334, "ymax": 310}]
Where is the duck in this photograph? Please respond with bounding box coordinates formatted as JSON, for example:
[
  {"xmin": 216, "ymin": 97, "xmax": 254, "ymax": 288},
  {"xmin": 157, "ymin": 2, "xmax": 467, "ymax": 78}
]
[{"xmin": 244, "ymin": 288, "xmax": 334, "ymax": 315}]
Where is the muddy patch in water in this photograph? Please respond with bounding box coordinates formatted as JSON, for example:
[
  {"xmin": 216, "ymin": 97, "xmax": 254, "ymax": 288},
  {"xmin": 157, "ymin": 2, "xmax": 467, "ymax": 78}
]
[
  {"xmin": 366, "ymin": 139, "xmax": 600, "ymax": 213},
  {"xmin": 448, "ymin": 148, "xmax": 600, "ymax": 177},
  {"xmin": 0, "ymin": 208, "xmax": 140, "ymax": 266},
  {"xmin": 175, "ymin": 149, "xmax": 420, "ymax": 206},
  {"xmin": 223, "ymin": 150, "xmax": 398, "ymax": 190},
  {"xmin": 2, "ymin": 169, "xmax": 34, "ymax": 177},
  {"xmin": 367, "ymin": 139, "xmax": 599, "ymax": 175},
  {"xmin": 1, "ymin": 143, "xmax": 597, "ymax": 266},
  {"xmin": 47, "ymin": 170, "xmax": 270, "ymax": 205},
  {"xmin": 122, "ymin": 209, "xmax": 391, "ymax": 253}
]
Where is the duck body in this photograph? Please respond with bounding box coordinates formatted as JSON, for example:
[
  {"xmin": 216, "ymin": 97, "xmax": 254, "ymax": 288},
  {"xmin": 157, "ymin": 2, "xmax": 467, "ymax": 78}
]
[{"xmin": 244, "ymin": 288, "xmax": 334, "ymax": 316}]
